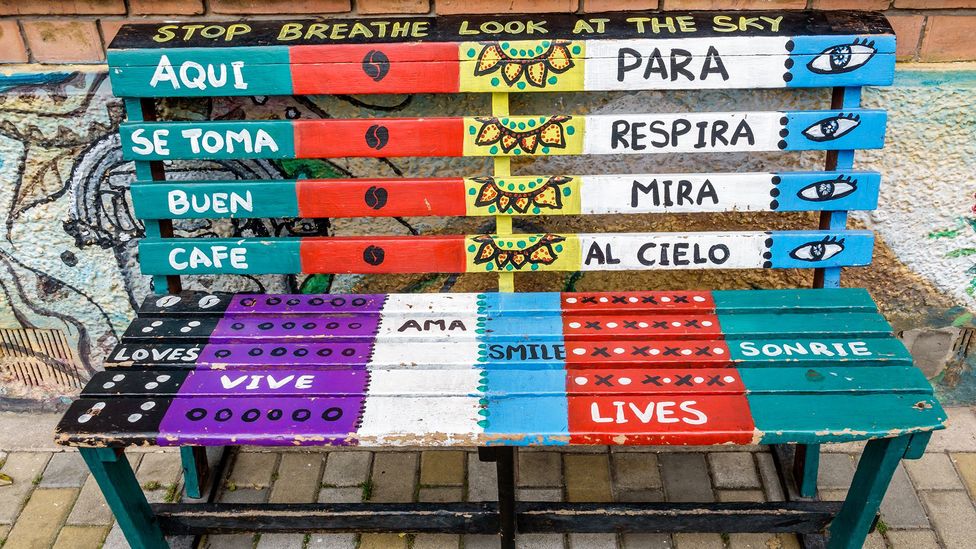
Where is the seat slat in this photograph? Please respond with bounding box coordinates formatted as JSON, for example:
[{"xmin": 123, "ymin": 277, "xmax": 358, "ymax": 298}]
[
  {"xmin": 106, "ymin": 12, "xmax": 895, "ymax": 96},
  {"xmin": 137, "ymin": 230, "xmax": 874, "ymax": 275},
  {"xmin": 55, "ymin": 391, "xmax": 944, "ymax": 448},
  {"xmin": 80, "ymin": 365, "xmax": 933, "ymax": 398},
  {"xmin": 130, "ymin": 171, "xmax": 881, "ymax": 219},
  {"xmin": 119, "ymin": 110, "xmax": 886, "ymax": 161}
]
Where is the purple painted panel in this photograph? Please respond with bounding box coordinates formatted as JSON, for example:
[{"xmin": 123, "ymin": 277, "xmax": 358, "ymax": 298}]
[
  {"xmin": 197, "ymin": 342, "xmax": 374, "ymax": 367},
  {"xmin": 177, "ymin": 369, "xmax": 369, "ymax": 397},
  {"xmin": 227, "ymin": 294, "xmax": 387, "ymax": 314},
  {"xmin": 157, "ymin": 396, "xmax": 366, "ymax": 446},
  {"xmin": 211, "ymin": 314, "xmax": 381, "ymax": 341}
]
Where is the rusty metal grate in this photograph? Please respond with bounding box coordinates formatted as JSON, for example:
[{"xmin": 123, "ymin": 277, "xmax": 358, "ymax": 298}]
[{"xmin": 0, "ymin": 328, "xmax": 85, "ymax": 391}]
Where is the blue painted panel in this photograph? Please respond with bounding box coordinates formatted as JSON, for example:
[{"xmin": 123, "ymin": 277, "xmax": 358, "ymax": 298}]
[
  {"xmin": 772, "ymin": 171, "xmax": 880, "ymax": 212},
  {"xmin": 483, "ymin": 395, "xmax": 569, "ymax": 445},
  {"xmin": 770, "ymin": 230, "xmax": 874, "ymax": 269},
  {"xmin": 480, "ymin": 292, "xmax": 561, "ymax": 315},
  {"xmin": 787, "ymin": 35, "xmax": 895, "ymax": 88},
  {"xmin": 484, "ymin": 314, "xmax": 563, "ymax": 339},
  {"xmin": 784, "ymin": 110, "xmax": 886, "ymax": 151}
]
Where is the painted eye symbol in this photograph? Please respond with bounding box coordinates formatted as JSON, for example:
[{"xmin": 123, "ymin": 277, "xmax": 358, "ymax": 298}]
[
  {"xmin": 807, "ymin": 39, "xmax": 876, "ymax": 74},
  {"xmin": 789, "ymin": 237, "xmax": 845, "ymax": 262},
  {"xmin": 802, "ymin": 113, "xmax": 860, "ymax": 142},
  {"xmin": 797, "ymin": 176, "xmax": 857, "ymax": 202}
]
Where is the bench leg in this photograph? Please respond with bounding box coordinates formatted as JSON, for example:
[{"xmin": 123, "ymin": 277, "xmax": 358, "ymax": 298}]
[
  {"xmin": 180, "ymin": 446, "xmax": 209, "ymax": 499},
  {"xmin": 794, "ymin": 443, "xmax": 821, "ymax": 498},
  {"xmin": 80, "ymin": 447, "xmax": 169, "ymax": 549},
  {"xmin": 479, "ymin": 446, "xmax": 517, "ymax": 549},
  {"xmin": 827, "ymin": 435, "xmax": 911, "ymax": 549}
]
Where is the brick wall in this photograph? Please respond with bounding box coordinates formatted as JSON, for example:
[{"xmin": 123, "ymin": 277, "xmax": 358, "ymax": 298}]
[{"xmin": 0, "ymin": 0, "xmax": 973, "ymax": 64}]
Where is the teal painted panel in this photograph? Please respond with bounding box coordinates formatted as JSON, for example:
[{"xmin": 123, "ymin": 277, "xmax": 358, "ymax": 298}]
[
  {"xmin": 713, "ymin": 288, "xmax": 876, "ymax": 313},
  {"xmin": 139, "ymin": 237, "xmax": 302, "ymax": 275},
  {"xmin": 738, "ymin": 366, "xmax": 933, "ymax": 395},
  {"xmin": 728, "ymin": 337, "xmax": 912, "ymax": 367},
  {"xmin": 131, "ymin": 180, "xmax": 300, "ymax": 219},
  {"xmin": 108, "ymin": 47, "xmax": 292, "ymax": 97},
  {"xmin": 718, "ymin": 312, "xmax": 893, "ymax": 338},
  {"xmin": 751, "ymin": 393, "xmax": 946, "ymax": 444},
  {"xmin": 120, "ymin": 121, "xmax": 296, "ymax": 161}
]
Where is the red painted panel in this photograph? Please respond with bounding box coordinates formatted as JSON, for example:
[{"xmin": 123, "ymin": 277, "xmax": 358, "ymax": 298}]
[
  {"xmin": 290, "ymin": 43, "xmax": 460, "ymax": 95},
  {"xmin": 296, "ymin": 178, "xmax": 467, "ymax": 218},
  {"xmin": 561, "ymin": 314, "xmax": 723, "ymax": 340},
  {"xmin": 566, "ymin": 368, "xmax": 746, "ymax": 394},
  {"xmin": 294, "ymin": 118, "xmax": 465, "ymax": 158},
  {"xmin": 567, "ymin": 394, "xmax": 755, "ymax": 445},
  {"xmin": 560, "ymin": 291, "xmax": 716, "ymax": 313},
  {"xmin": 299, "ymin": 235, "xmax": 467, "ymax": 274},
  {"xmin": 564, "ymin": 340, "xmax": 732, "ymax": 366}
]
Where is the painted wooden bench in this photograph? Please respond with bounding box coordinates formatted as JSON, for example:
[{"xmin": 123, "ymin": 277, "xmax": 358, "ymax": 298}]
[{"xmin": 56, "ymin": 10, "xmax": 946, "ymax": 549}]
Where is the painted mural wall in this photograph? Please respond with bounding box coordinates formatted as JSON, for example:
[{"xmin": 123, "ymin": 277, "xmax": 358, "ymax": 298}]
[{"xmin": 0, "ymin": 66, "xmax": 972, "ymax": 405}]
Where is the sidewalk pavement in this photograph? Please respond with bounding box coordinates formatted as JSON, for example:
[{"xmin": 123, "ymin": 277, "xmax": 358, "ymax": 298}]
[{"xmin": 0, "ymin": 407, "xmax": 974, "ymax": 548}]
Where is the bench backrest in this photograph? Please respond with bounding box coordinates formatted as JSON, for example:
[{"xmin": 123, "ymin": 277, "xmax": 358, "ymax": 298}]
[{"xmin": 106, "ymin": 10, "xmax": 895, "ymax": 295}]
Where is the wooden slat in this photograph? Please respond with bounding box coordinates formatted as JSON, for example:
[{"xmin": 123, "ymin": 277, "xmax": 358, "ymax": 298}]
[
  {"xmin": 118, "ymin": 110, "xmax": 887, "ymax": 161},
  {"xmin": 129, "ymin": 171, "xmax": 881, "ymax": 220},
  {"xmin": 106, "ymin": 11, "xmax": 895, "ymax": 95},
  {"xmin": 136, "ymin": 230, "xmax": 874, "ymax": 275}
]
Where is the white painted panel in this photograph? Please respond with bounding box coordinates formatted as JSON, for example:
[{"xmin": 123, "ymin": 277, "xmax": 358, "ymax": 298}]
[
  {"xmin": 369, "ymin": 339, "xmax": 481, "ymax": 365},
  {"xmin": 578, "ymin": 232, "xmax": 768, "ymax": 271},
  {"xmin": 582, "ymin": 112, "xmax": 783, "ymax": 154},
  {"xmin": 585, "ymin": 37, "xmax": 791, "ymax": 91},
  {"xmin": 375, "ymin": 310, "xmax": 481, "ymax": 340},
  {"xmin": 357, "ymin": 396, "xmax": 483, "ymax": 443},
  {"xmin": 366, "ymin": 369, "xmax": 482, "ymax": 396},
  {"xmin": 381, "ymin": 293, "xmax": 480, "ymax": 315},
  {"xmin": 579, "ymin": 173, "xmax": 775, "ymax": 214}
]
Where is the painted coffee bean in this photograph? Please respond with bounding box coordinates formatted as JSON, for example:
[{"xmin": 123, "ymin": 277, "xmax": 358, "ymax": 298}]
[
  {"xmin": 361, "ymin": 50, "xmax": 390, "ymax": 82},
  {"xmin": 363, "ymin": 245, "xmax": 385, "ymax": 265},
  {"xmin": 364, "ymin": 125, "xmax": 389, "ymax": 150},
  {"xmin": 364, "ymin": 186, "xmax": 388, "ymax": 210}
]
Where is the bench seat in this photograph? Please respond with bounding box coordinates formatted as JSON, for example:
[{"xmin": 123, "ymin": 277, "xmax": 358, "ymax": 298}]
[{"xmin": 57, "ymin": 288, "xmax": 945, "ymax": 448}]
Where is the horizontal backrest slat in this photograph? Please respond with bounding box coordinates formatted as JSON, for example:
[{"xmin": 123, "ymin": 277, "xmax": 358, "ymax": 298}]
[
  {"xmin": 131, "ymin": 171, "xmax": 880, "ymax": 219},
  {"xmin": 120, "ymin": 110, "xmax": 885, "ymax": 160},
  {"xmin": 106, "ymin": 11, "xmax": 895, "ymax": 96},
  {"xmin": 137, "ymin": 230, "xmax": 873, "ymax": 275}
]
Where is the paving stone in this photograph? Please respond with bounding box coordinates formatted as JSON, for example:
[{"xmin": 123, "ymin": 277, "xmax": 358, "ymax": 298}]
[
  {"xmin": 622, "ymin": 533, "xmax": 672, "ymax": 548},
  {"xmin": 65, "ymin": 453, "xmax": 141, "ymax": 526},
  {"xmin": 708, "ymin": 452, "xmax": 760, "ymax": 489},
  {"xmin": 39, "ymin": 452, "xmax": 89, "ymax": 488},
  {"xmin": 728, "ymin": 533, "xmax": 800, "ymax": 548},
  {"xmin": 101, "ymin": 523, "xmax": 125, "ymax": 548},
  {"xmin": 517, "ymin": 488, "xmax": 563, "ymax": 501},
  {"xmin": 52, "ymin": 525, "xmax": 112, "ymax": 549},
  {"xmin": 319, "ymin": 486, "xmax": 364, "ymax": 503},
  {"xmin": 226, "ymin": 452, "xmax": 278, "ymax": 489},
  {"xmin": 0, "ymin": 451, "xmax": 51, "ymax": 522},
  {"xmin": 370, "ymin": 452, "xmax": 417, "ymax": 503},
  {"xmin": 617, "ymin": 488, "xmax": 664, "ymax": 502},
  {"xmin": 517, "ymin": 533, "xmax": 566, "ymax": 548},
  {"xmin": 951, "ymin": 452, "xmax": 976, "ymax": 498},
  {"xmin": 905, "ymin": 452, "xmax": 964, "ymax": 490},
  {"xmin": 659, "ymin": 453, "xmax": 714, "ymax": 502},
  {"xmin": 612, "ymin": 453, "xmax": 661, "ymax": 491},
  {"xmin": 568, "ymin": 533, "xmax": 616, "ymax": 548},
  {"xmin": 413, "ymin": 534, "xmax": 461, "ymax": 548},
  {"xmin": 672, "ymin": 533, "xmax": 724, "ymax": 548},
  {"xmin": 927, "ymin": 406, "xmax": 976, "ymax": 452},
  {"xmin": 420, "ymin": 451, "xmax": 465, "ymax": 487},
  {"xmin": 360, "ymin": 533, "xmax": 408, "ymax": 548},
  {"xmin": 564, "ymin": 454, "xmax": 612, "ymax": 502},
  {"xmin": 880, "ymin": 462, "xmax": 930, "ymax": 528},
  {"xmin": 219, "ymin": 486, "xmax": 268, "ymax": 503},
  {"xmin": 3, "ymin": 488, "xmax": 78, "ymax": 548},
  {"xmin": 754, "ymin": 452, "xmax": 786, "ymax": 502},
  {"xmin": 307, "ymin": 533, "xmax": 358, "ymax": 548},
  {"xmin": 817, "ymin": 453, "xmax": 856, "ymax": 493},
  {"xmin": 467, "ymin": 452, "xmax": 498, "ymax": 502},
  {"xmin": 203, "ymin": 533, "xmax": 259, "ymax": 548},
  {"xmin": 921, "ymin": 490, "xmax": 976, "ymax": 549},
  {"xmin": 819, "ymin": 489, "xmax": 846, "ymax": 501},
  {"xmin": 322, "ymin": 451, "xmax": 372, "ymax": 487},
  {"xmin": 519, "ymin": 452, "xmax": 562, "ymax": 487},
  {"xmin": 256, "ymin": 533, "xmax": 307, "ymax": 548},
  {"xmin": 136, "ymin": 451, "xmax": 184, "ymax": 504},
  {"xmin": 863, "ymin": 532, "xmax": 886, "ymax": 549},
  {"xmin": 419, "ymin": 486, "xmax": 463, "ymax": 502},
  {"xmin": 0, "ymin": 524, "xmax": 9, "ymax": 542},
  {"xmin": 463, "ymin": 534, "xmax": 500, "ymax": 548},
  {"xmin": 717, "ymin": 489, "xmax": 765, "ymax": 502},
  {"xmin": 886, "ymin": 529, "xmax": 940, "ymax": 548},
  {"xmin": 270, "ymin": 452, "xmax": 324, "ymax": 503}
]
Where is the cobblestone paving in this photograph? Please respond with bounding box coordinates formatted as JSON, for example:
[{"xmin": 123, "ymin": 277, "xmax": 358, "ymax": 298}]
[{"xmin": 0, "ymin": 407, "xmax": 974, "ymax": 548}]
